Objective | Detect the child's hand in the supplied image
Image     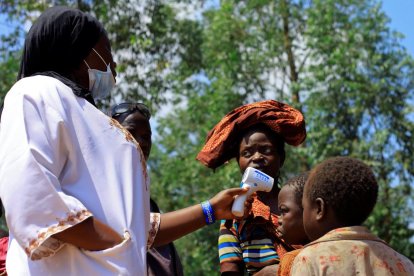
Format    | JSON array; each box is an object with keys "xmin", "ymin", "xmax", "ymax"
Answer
[{"xmin": 209, "ymin": 187, "xmax": 250, "ymax": 220}]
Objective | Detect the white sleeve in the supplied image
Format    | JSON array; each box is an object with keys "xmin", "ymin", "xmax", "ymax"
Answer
[{"xmin": 0, "ymin": 81, "xmax": 92, "ymax": 260}]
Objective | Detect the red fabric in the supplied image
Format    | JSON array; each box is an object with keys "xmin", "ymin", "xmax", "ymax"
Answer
[
  {"xmin": 278, "ymin": 249, "xmax": 302, "ymax": 276},
  {"xmin": 0, "ymin": 236, "xmax": 8, "ymax": 275},
  {"xmin": 197, "ymin": 100, "xmax": 306, "ymax": 169}
]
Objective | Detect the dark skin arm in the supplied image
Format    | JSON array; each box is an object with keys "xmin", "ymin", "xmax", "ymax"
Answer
[
  {"xmin": 52, "ymin": 217, "xmax": 123, "ymax": 251},
  {"xmin": 153, "ymin": 187, "xmax": 250, "ymax": 247},
  {"xmin": 152, "ymin": 205, "xmax": 207, "ymax": 247},
  {"xmin": 53, "ymin": 187, "xmax": 251, "ymax": 251}
]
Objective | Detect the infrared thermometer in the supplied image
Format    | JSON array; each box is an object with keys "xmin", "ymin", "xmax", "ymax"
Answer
[{"xmin": 231, "ymin": 167, "xmax": 274, "ymax": 217}]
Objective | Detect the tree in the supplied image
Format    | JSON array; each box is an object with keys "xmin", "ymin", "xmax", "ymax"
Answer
[
  {"xmin": 151, "ymin": 1, "xmax": 414, "ymax": 272},
  {"xmin": 303, "ymin": 0, "xmax": 414, "ymax": 257},
  {"xmin": 0, "ymin": 11, "xmax": 23, "ymax": 106}
]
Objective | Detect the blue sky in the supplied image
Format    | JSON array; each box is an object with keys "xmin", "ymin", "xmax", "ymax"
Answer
[{"xmin": 382, "ymin": 0, "xmax": 414, "ymax": 55}]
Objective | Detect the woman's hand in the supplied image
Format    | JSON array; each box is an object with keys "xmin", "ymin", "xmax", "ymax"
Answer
[{"xmin": 209, "ymin": 187, "xmax": 251, "ymax": 220}]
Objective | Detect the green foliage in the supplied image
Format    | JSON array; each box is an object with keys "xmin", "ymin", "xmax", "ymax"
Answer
[
  {"xmin": 0, "ymin": 10, "xmax": 23, "ymax": 104},
  {"xmin": 1, "ymin": 0, "xmax": 413, "ymax": 274},
  {"xmin": 0, "ymin": 30, "xmax": 20, "ymax": 105},
  {"xmin": 303, "ymin": 0, "xmax": 414, "ymax": 260}
]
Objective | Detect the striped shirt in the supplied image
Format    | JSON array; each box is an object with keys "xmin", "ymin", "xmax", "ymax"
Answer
[{"xmin": 218, "ymin": 198, "xmax": 292, "ymax": 274}]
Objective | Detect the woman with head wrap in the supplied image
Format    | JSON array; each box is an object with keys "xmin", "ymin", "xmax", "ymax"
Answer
[
  {"xmin": 197, "ymin": 100, "xmax": 306, "ymax": 275},
  {"xmin": 0, "ymin": 7, "xmax": 249, "ymax": 275}
]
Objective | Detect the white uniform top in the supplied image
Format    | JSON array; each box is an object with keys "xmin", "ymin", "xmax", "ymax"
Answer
[{"xmin": 0, "ymin": 76, "xmax": 150, "ymax": 275}]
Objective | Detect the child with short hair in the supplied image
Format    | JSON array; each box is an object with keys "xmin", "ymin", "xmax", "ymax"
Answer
[
  {"xmin": 276, "ymin": 172, "xmax": 310, "ymax": 276},
  {"xmin": 291, "ymin": 156, "xmax": 414, "ymax": 275}
]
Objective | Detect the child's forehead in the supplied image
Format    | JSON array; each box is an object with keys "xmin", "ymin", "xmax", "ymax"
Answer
[
  {"xmin": 279, "ymin": 185, "xmax": 297, "ymax": 199},
  {"xmin": 280, "ymin": 184, "xmax": 295, "ymax": 193}
]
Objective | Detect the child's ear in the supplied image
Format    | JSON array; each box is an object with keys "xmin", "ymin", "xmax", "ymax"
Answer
[{"xmin": 315, "ymin": 198, "xmax": 326, "ymax": 221}]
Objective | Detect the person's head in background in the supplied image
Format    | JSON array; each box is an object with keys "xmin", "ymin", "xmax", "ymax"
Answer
[
  {"xmin": 302, "ymin": 156, "xmax": 378, "ymax": 241},
  {"xmin": 18, "ymin": 6, "xmax": 116, "ymax": 104},
  {"xmin": 277, "ymin": 172, "xmax": 310, "ymax": 245},
  {"xmin": 111, "ymin": 103, "xmax": 152, "ymax": 160}
]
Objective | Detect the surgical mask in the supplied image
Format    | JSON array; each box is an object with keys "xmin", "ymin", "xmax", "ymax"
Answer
[{"xmin": 84, "ymin": 48, "xmax": 115, "ymax": 101}]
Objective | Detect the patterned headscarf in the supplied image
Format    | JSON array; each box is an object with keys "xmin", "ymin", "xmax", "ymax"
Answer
[{"xmin": 196, "ymin": 100, "xmax": 306, "ymax": 169}]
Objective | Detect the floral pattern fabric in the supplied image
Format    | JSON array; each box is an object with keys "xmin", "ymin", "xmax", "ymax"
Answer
[{"xmin": 291, "ymin": 226, "xmax": 414, "ymax": 276}]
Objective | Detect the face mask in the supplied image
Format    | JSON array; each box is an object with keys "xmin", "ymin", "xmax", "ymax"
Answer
[{"xmin": 84, "ymin": 48, "xmax": 115, "ymax": 101}]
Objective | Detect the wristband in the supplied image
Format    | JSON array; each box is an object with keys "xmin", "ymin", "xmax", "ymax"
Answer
[{"xmin": 201, "ymin": 201, "xmax": 216, "ymax": 225}]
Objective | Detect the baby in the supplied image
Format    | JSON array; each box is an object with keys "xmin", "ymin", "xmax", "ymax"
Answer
[{"xmin": 291, "ymin": 156, "xmax": 414, "ymax": 275}]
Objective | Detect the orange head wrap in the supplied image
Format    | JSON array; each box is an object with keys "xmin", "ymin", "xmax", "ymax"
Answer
[{"xmin": 196, "ymin": 100, "xmax": 306, "ymax": 169}]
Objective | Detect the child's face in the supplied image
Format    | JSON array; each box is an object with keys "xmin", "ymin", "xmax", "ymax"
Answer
[
  {"xmin": 277, "ymin": 185, "xmax": 308, "ymax": 245},
  {"xmin": 302, "ymin": 178, "xmax": 323, "ymax": 241},
  {"xmin": 237, "ymin": 130, "xmax": 282, "ymax": 179}
]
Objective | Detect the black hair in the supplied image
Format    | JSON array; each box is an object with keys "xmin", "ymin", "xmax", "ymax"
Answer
[
  {"xmin": 284, "ymin": 172, "xmax": 310, "ymax": 209},
  {"xmin": 307, "ymin": 156, "xmax": 378, "ymax": 226},
  {"xmin": 17, "ymin": 6, "xmax": 106, "ymax": 105},
  {"xmin": 19, "ymin": 6, "xmax": 106, "ymax": 79}
]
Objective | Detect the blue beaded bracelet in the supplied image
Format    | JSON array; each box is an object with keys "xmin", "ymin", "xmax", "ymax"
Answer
[{"xmin": 201, "ymin": 201, "xmax": 216, "ymax": 225}]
